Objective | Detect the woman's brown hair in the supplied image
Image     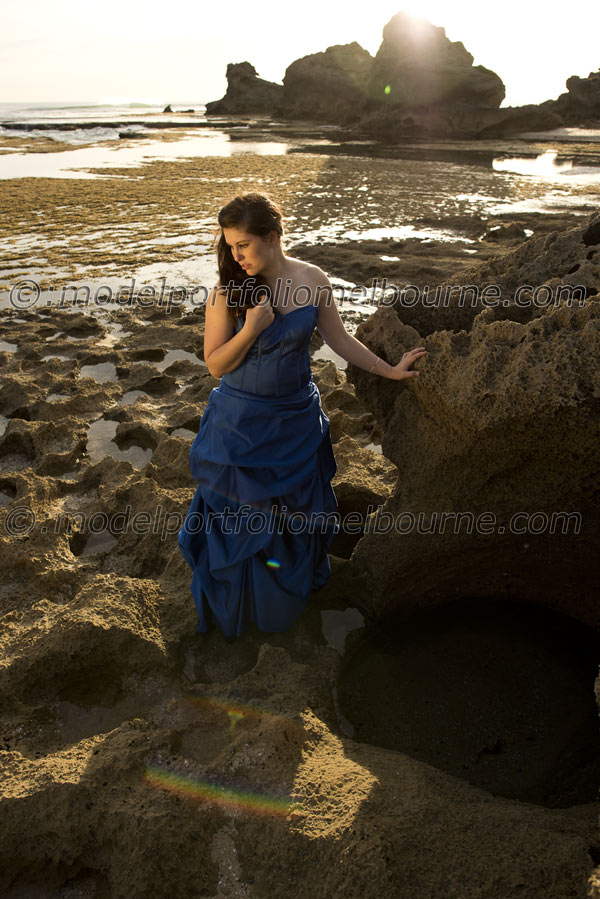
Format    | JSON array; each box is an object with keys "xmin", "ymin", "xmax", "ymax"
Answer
[{"xmin": 214, "ymin": 191, "xmax": 285, "ymax": 324}]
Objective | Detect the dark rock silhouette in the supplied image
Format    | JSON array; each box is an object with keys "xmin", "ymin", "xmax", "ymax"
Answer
[
  {"xmin": 546, "ymin": 68, "xmax": 600, "ymax": 125},
  {"xmin": 203, "ymin": 12, "xmax": 598, "ymax": 137},
  {"xmin": 356, "ymin": 98, "xmax": 562, "ymax": 140},
  {"xmin": 354, "ymin": 12, "xmax": 562, "ymax": 138},
  {"xmin": 367, "ymin": 12, "xmax": 505, "ymax": 108},
  {"xmin": 280, "ymin": 42, "xmax": 374, "ymax": 123},
  {"xmin": 205, "ymin": 62, "xmax": 283, "ymax": 114},
  {"xmin": 163, "ymin": 104, "xmax": 172, "ymax": 113}
]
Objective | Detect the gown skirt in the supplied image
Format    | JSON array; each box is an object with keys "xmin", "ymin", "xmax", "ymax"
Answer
[{"xmin": 177, "ymin": 376, "xmax": 340, "ymax": 638}]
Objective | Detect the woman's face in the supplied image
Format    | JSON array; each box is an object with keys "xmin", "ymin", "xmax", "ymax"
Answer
[{"xmin": 222, "ymin": 227, "xmax": 275, "ymax": 276}]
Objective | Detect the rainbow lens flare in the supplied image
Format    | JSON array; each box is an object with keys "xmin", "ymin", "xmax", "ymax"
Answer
[{"xmin": 144, "ymin": 765, "xmax": 300, "ymax": 818}]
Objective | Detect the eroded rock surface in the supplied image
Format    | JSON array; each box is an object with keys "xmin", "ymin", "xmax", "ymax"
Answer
[{"xmin": 346, "ymin": 211, "xmax": 600, "ymax": 630}]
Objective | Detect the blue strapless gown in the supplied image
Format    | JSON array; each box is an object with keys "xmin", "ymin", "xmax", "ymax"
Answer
[{"xmin": 177, "ymin": 305, "xmax": 340, "ymax": 638}]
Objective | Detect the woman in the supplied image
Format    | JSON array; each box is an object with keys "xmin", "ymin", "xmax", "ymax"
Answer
[{"xmin": 178, "ymin": 191, "xmax": 427, "ymax": 641}]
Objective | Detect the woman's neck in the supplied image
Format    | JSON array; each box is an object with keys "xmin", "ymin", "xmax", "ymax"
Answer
[{"xmin": 259, "ymin": 251, "xmax": 292, "ymax": 292}]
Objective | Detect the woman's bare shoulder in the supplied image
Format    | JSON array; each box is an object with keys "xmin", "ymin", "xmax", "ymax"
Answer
[{"xmin": 287, "ymin": 257, "xmax": 329, "ymax": 282}]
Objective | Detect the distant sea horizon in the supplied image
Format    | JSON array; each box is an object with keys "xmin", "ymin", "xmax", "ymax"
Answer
[
  {"xmin": 0, "ymin": 100, "xmax": 208, "ymax": 116},
  {"xmin": 0, "ymin": 100, "xmax": 210, "ymax": 145}
]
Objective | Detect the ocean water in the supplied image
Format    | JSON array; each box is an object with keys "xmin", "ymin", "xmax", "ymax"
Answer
[
  {"xmin": 0, "ymin": 100, "xmax": 208, "ymax": 142},
  {"xmin": 0, "ymin": 100, "xmax": 305, "ymax": 176}
]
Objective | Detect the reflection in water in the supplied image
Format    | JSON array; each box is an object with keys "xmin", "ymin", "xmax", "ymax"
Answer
[
  {"xmin": 80, "ymin": 529, "xmax": 119, "ymax": 556},
  {"xmin": 362, "ymin": 442, "xmax": 383, "ymax": 455},
  {"xmin": 492, "ymin": 150, "xmax": 600, "ymax": 181},
  {"xmin": 118, "ymin": 390, "xmax": 149, "ymax": 406},
  {"xmin": 313, "ymin": 343, "xmax": 347, "ymax": 370},
  {"xmin": 488, "ymin": 192, "xmax": 600, "ymax": 215},
  {"xmin": 321, "ymin": 607, "xmax": 366, "ymax": 656},
  {"xmin": 96, "ymin": 321, "xmax": 132, "ymax": 347},
  {"xmin": 156, "ymin": 349, "xmax": 205, "ymax": 371},
  {"xmin": 78, "ymin": 361, "xmax": 118, "ymax": 382},
  {"xmin": 86, "ymin": 417, "xmax": 153, "ymax": 468},
  {"xmin": 339, "ymin": 225, "xmax": 475, "ymax": 243},
  {"xmin": 0, "ymin": 131, "xmax": 293, "ymax": 180},
  {"xmin": 171, "ymin": 427, "xmax": 196, "ymax": 439}
]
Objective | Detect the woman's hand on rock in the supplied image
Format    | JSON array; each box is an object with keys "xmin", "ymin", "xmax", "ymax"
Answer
[{"xmin": 388, "ymin": 346, "xmax": 428, "ymax": 380}]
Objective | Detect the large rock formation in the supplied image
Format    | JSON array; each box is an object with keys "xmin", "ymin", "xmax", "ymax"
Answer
[
  {"xmin": 280, "ymin": 42, "xmax": 374, "ymax": 124},
  {"xmin": 547, "ymin": 68, "xmax": 600, "ymax": 125},
  {"xmin": 356, "ymin": 11, "xmax": 562, "ymax": 138},
  {"xmin": 367, "ymin": 11, "xmax": 505, "ymax": 108},
  {"xmin": 345, "ymin": 210, "xmax": 600, "ymax": 626},
  {"xmin": 276, "ymin": 12, "xmax": 530, "ymax": 137},
  {"xmin": 204, "ymin": 61, "xmax": 283, "ymax": 114}
]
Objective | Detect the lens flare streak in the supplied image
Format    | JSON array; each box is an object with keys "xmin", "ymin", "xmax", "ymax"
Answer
[{"xmin": 144, "ymin": 765, "xmax": 300, "ymax": 818}]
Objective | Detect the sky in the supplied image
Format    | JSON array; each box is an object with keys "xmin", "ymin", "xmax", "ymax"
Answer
[{"xmin": 2, "ymin": 0, "xmax": 600, "ymax": 109}]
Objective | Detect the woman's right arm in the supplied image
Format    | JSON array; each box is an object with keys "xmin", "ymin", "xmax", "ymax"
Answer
[{"xmin": 203, "ymin": 286, "xmax": 273, "ymax": 378}]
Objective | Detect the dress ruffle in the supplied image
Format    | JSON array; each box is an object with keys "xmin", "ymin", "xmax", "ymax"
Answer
[{"xmin": 178, "ymin": 379, "xmax": 339, "ymax": 637}]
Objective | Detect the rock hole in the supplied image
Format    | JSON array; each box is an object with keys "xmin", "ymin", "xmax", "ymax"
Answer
[
  {"xmin": 132, "ymin": 347, "xmax": 165, "ymax": 362},
  {"xmin": 68, "ymin": 530, "xmax": 88, "ymax": 557},
  {"xmin": 338, "ymin": 596, "xmax": 600, "ymax": 808},
  {"xmin": 118, "ymin": 389, "xmax": 150, "ymax": 406},
  {"xmin": 0, "ymin": 479, "xmax": 17, "ymax": 508},
  {"xmin": 582, "ymin": 222, "xmax": 600, "ymax": 247},
  {"xmin": 330, "ymin": 527, "xmax": 361, "ymax": 560},
  {"xmin": 589, "ymin": 844, "xmax": 600, "ymax": 865}
]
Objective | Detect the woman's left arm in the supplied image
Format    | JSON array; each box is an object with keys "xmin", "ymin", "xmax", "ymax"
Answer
[{"xmin": 314, "ymin": 272, "xmax": 427, "ymax": 381}]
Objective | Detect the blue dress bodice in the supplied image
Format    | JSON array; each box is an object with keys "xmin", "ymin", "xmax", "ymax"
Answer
[{"xmin": 221, "ymin": 305, "xmax": 319, "ymax": 397}]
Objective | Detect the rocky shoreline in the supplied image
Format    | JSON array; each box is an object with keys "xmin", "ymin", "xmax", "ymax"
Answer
[
  {"xmin": 1, "ymin": 187, "xmax": 600, "ymax": 893},
  {"xmin": 1, "ymin": 57, "xmax": 600, "ymax": 890},
  {"xmin": 206, "ymin": 12, "xmax": 600, "ymax": 140}
]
